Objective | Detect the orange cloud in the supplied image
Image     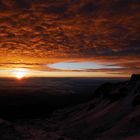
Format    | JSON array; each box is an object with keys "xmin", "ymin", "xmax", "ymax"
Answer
[{"xmin": 0, "ymin": 0, "xmax": 139, "ymax": 76}]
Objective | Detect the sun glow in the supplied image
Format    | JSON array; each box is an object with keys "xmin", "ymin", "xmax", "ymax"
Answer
[{"xmin": 12, "ymin": 68, "xmax": 28, "ymax": 79}]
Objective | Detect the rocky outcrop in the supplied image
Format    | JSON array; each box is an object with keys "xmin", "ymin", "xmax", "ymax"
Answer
[
  {"xmin": 130, "ymin": 74, "xmax": 140, "ymax": 82},
  {"xmin": 46, "ymin": 74, "xmax": 140, "ymax": 140}
]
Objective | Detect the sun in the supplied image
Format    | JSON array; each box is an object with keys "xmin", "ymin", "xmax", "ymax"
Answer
[
  {"xmin": 14, "ymin": 71, "xmax": 26, "ymax": 79},
  {"xmin": 12, "ymin": 68, "xmax": 28, "ymax": 79}
]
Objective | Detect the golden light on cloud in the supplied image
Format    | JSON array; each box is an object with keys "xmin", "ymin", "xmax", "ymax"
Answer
[{"xmin": 0, "ymin": 0, "xmax": 139, "ymax": 77}]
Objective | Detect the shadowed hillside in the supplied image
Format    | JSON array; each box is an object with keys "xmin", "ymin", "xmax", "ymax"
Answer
[{"xmin": 0, "ymin": 75, "xmax": 140, "ymax": 140}]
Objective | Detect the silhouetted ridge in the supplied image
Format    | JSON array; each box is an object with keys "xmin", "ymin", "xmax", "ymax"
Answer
[
  {"xmin": 130, "ymin": 74, "xmax": 140, "ymax": 82},
  {"xmin": 91, "ymin": 81, "xmax": 128, "ymax": 103}
]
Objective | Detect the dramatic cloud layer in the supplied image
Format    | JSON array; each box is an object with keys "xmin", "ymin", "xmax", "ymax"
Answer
[{"xmin": 0, "ymin": 0, "xmax": 140, "ymax": 76}]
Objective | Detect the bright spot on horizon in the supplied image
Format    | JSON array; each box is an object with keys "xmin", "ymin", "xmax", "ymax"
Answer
[{"xmin": 12, "ymin": 68, "xmax": 28, "ymax": 79}]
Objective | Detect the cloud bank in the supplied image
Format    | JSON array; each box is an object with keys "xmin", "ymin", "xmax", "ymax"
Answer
[{"xmin": 0, "ymin": 0, "xmax": 139, "ymax": 76}]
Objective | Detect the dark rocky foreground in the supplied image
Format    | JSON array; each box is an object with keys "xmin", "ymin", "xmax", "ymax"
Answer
[{"xmin": 0, "ymin": 75, "xmax": 140, "ymax": 140}]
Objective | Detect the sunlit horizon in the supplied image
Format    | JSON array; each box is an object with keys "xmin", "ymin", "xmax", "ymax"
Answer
[
  {"xmin": 0, "ymin": 61, "xmax": 132, "ymax": 78},
  {"xmin": 0, "ymin": 69, "xmax": 130, "ymax": 79}
]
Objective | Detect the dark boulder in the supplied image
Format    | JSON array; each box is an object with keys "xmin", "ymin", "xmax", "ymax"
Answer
[
  {"xmin": 57, "ymin": 137, "xmax": 64, "ymax": 140},
  {"xmin": 130, "ymin": 74, "xmax": 140, "ymax": 82},
  {"xmin": 132, "ymin": 95, "xmax": 140, "ymax": 107}
]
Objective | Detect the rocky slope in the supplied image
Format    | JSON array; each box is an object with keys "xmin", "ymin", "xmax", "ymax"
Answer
[{"xmin": 0, "ymin": 74, "xmax": 140, "ymax": 140}]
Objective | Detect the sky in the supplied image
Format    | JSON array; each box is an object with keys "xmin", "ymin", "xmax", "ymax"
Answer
[{"xmin": 0, "ymin": 0, "xmax": 139, "ymax": 78}]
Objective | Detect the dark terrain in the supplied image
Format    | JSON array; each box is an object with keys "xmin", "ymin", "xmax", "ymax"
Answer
[
  {"xmin": 0, "ymin": 76, "xmax": 140, "ymax": 140},
  {"xmin": 0, "ymin": 77, "xmax": 124, "ymax": 119}
]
